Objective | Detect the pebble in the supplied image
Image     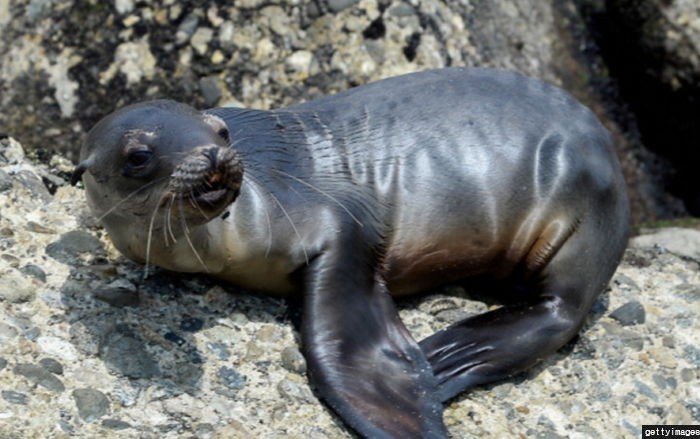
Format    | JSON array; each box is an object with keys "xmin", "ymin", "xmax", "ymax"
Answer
[
  {"xmin": 72, "ymin": 388, "xmax": 110, "ymax": 422},
  {"xmin": 13, "ymin": 363, "xmax": 65, "ymax": 393},
  {"xmin": 609, "ymin": 300, "xmax": 646, "ymax": 326},
  {"xmin": 102, "ymin": 418, "xmax": 132, "ymax": 430},
  {"xmin": 93, "ymin": 285, "xmax": 140, "ymax": 308},
  {"xmin": 176, "ymin": 13, "xmax": 200, "ymax": 44},
  {"xmin": 39, "ymin": 357, "xmax": 64, "ymax": 375},
  {"xmin": 281, "ymin": 346, "xmax": 307, "ymax": 374},
  {"xmin": 0, "ymin": 169, "xmax": 11, "ymax": 192},
  {"xmin": 200, "ymin": 76, "xmax": 223, "ymax": 106},
  {"xmin": 20, "ymin": 264, "xmax": 47, "ymax": 282},
  {"xmin": 0, "ymin": 137, "xmax": 25, "ymax": 164},
  {"xmin": 191, "ymin": 27, "xmax": 214, "ymax": 55},
  {"xmin": 0, "ymin": 269, "xmax": 36, "ymax": 303},
  {"xmin": 276, "ymin": 377, "xmax": 315, "ymax": 403},
  {"xmin": 37, "ymin": 336, "xmax": 79, "ymax": 362},
  {"xmin": 45, "ymin": 230, "xmax": 103, "ymax": 262},
  {"xmin": 99, "ymin": 331, "xmax": 159, "ymax": 379},
  {"xmin": 217, "ymin": 366, "xmax": 245, "ymax": 391},
  {"xmin": 326, "ymin": 0, "xmax": 360, "ymax": 13},
  {"xmin": 2, "ymin": 390, "xmax": 28, "ymax": 405}
]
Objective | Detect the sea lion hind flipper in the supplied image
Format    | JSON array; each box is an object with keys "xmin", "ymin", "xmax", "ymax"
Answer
[
  {"xmin": 421, "ymin": 215, "xmax": 628, "ymax": 403},
  {"xmin": 301, "ymin": 250, "xmax": 448, "ymax": 439},
  {"xmin": 419, "ymin": 298, "xmax": 582, "ymax": 402}
]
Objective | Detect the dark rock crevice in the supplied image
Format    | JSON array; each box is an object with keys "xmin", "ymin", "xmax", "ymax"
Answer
[{"xmin": 577, "ymin": 0, "xmax": 700, "ymax": 215}]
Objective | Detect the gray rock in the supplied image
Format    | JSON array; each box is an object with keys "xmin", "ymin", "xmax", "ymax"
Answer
[
  {"xmin": 93, "ymin": 285, "xmax": 140, "ymax": 308},
  {"xmin": 39, "ymin": 357, "xmax": 63, "ymax": 375},
  {"xmin": 102, "ymin": 418, "xmax": 131, "ymax": 430},
  {"xmin": 0, "ymin": 269, "xmax": 36, "ymax": 303},
  {"xmin": 14, "ymin": 170, "xmax": 51, "ymax": 202},
  {"xmin": 20, "ymin": 264, "xmax": 46, "ymax": 283},
  {"xmin": 684, "ymin": 345, "xmax": 700, "ymax": 366},
  {"xmin": 0, "ymin": 357, "xmax": 7, "ymax": 370},
  {"xmin": 276, "ymin": 378, "xmax": 315, "ymax": 403},
  {"xmin": 45, "ymin": 230, "xmax": 103, "ymax": 262},
  {"xmin": 326, "ymin": 0, "xmax": 360, "ymax": 13},
  {"xmin": 0, "ymin": 322, "xmax": 18, "ymax": 339},
  {"xmin": 0, "ymin": 137, "xmax": 25, "ymax": 164},
  {"xmin": 609, "ymin": 301, "xmax": 646, "ymax": 326},
  {"xmin": 13, "ymin": 363, "xmax": 65, "ymax": 392},
  {"xmin": 281, "ymin": 346, "xmax": 307, "ymax": 374},
  {"xmin": 217, "ymin": 366, "xmax": 245, "ymax": 391},
  {"xmin": 631, "ymin": 228, "xmax": 700, "ymax": 260},
  {"xmin": 100, "ymin": 331, "xmax": 159, "ymax": 379},
  {"xmin": 72, "ymin": 388, "xmax": 110, "ymax": 422},
  {"xmin": 199, "ymin": 76, "xmax": 222, "ymax": 107},
  {"xmin": 176, "ymin": 13, "xmax": 200, "ymax": 44},
  {"xmin": 2, "ymin": 390, "xmax": 28, "ymax": 405},
  {"xmin": 0, "ymin": 169, "xmax": 11, "ymax": 192}
]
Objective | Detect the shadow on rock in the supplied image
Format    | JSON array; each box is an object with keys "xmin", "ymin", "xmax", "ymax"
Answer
[{"xmin": 48, "ymin": 229, "xmax": 290, "ymax": 397}]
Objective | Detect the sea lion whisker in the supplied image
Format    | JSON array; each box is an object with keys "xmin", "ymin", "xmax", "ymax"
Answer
[
  {"xmin": 144, "ymin": 195, "xmax": 163, "ymax": 279},
  {"xmin": 97, "ymin": 176, "xmax": 169, "ymax": 222},
  {"xmin": 270, "ymin": 168, "xmax": 364, "ymax": 227},
  {"xmin": 165, "ymin": 194, "xmax": 178, "ymax": 245},
  {"xmin": 178, "ymin": 200, "xmax": 210, "ymax": 273},
  {"xmin": 260, "ymin": 183, "xmax": 309, "ymax": 265},
  {"xmin": 187, "ymin": 191, "xmax": 212, "ymax": 221}
]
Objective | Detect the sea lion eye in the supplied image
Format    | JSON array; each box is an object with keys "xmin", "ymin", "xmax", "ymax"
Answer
[
  {"xmin": 127, "ymin": 149, "xmax": 153, "ymax": 167},
  {"xmin": 217, "ymin": 127, "xmax": 230, "ymax": 143},
  {"xmin": 123, "ymin": 149, "xmax": 155, "ymax": 178}
]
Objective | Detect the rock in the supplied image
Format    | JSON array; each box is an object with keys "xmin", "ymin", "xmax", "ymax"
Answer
[
  {"xmin": 190, "ymin": 27, "xmax": 214, "ymax": 55},
  {"xmin": 102, "ymin": 418, "xmax": 132, "ymax": 430},
  {"xmin": 72, "ymin": 388, "xmax": 110, "ymax": 422},
  {"xmin": 36, "ymin": 336, "xmax": 79, "ymax": 361},
  {"xmin": 199, "ymin": 76, "xmax": 222, "ymax": 107},
  {"xmin": 2, "ymin": 390, "xmax": 28, "ymax": 405},
  {"xmin": 20, "ymin": 264, "xmax": 47, "ymax": 282},
  {"xmin": 0, "ymin": 269, "xmax": 36, "ymax": 303},
  {"xmin": 0, "ymin": 169, "xmax": 11, "ymax": 192},
  {"xmin": 217, "ymin": 366, "xmax": 245, "ymax": 391},
  {"xmin": 93, "ymin": 285, "xmax": 140, "ymax": 308},
  {"xmin": 609, "ymin": 301, "xmax": 646, "ymax": 326},
  {"xmin": 45, "ymin": 230, "xmax": 103, "ymax": 263},
  {"xmin": 326, "ymin": 0, "xmax": 360, "ymax": 13},
  {"xmin": 39, "ymin": 357, "xmax": 64, "ymax": 375},
  {"xmin": 281, "ymin": 346, "xmax": 306, "ymax": 374},
  {"xmin": 180, "ymin": 316, "xmax": 204, "ymax": 332},
  {"xmin": 13, "ymin": 363, "xmax": 65, "ymax": 393},
  {"xmin": 100, "ymin": 330, "xmax": 159, "ymax": 379},
  {"xmin": 631, "ymin": 227, "xmax": 700, "ymax": 260},
  {"xmin": 0, "ymin": 137, "xmax": 25, "ymax": 164}
]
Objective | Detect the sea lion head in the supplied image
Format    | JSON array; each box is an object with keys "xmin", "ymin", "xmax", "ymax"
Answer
[{"xmin": 72, "ymin": 100, "xmax": 243, "ymax": 262}]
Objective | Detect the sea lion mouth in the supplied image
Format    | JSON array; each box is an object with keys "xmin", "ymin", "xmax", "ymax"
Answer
[{"xmin": 166, "ymin": 146, "xmax": 243, "ymax": 213}]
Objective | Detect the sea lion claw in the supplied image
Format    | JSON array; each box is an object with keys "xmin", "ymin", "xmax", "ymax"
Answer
[{"xmin": 302, "ymin": 246, "xmax": 448, "ymax": 439}]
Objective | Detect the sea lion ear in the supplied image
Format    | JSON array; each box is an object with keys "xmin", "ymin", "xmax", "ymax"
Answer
[
  {"xmin": 202, "ymin": 113, "xmax": 230, "ymax": 143},
  {"xmin": 70, "ymin": 161, "xmax": 89, "ymax": 186}
]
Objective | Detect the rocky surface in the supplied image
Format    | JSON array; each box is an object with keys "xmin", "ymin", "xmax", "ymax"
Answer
[
  {"xmin": 1, "ymin": 138, "xmax": 698, "ymax": 438},
  {"xmin": 0, "ymin": 0, "xmax": 688, "ymax": 223}
]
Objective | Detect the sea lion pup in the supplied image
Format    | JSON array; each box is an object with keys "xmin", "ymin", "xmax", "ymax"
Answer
[{"xmin": 72, "ymin": 68, "xmax": 630, "ymax": 439}]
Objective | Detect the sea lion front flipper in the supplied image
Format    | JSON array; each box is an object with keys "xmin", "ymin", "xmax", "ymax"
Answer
[{"xmin": 301, "ymin": 249, "xmax": 447, "ymax": 439}]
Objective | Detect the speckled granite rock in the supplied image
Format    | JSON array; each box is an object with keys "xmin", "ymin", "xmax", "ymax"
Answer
[
  {"xmin": 0, "ymin": 139, "xmax": 698, "ymax": 438},
  {"xmin": 0, "ymin": 0, "xmax": 686, "ymax": 222}
]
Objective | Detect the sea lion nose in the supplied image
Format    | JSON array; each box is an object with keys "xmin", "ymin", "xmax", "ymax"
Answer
[{"xmin": 203, "ymin": 147, "xmax": 219, "ymax": 169}]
